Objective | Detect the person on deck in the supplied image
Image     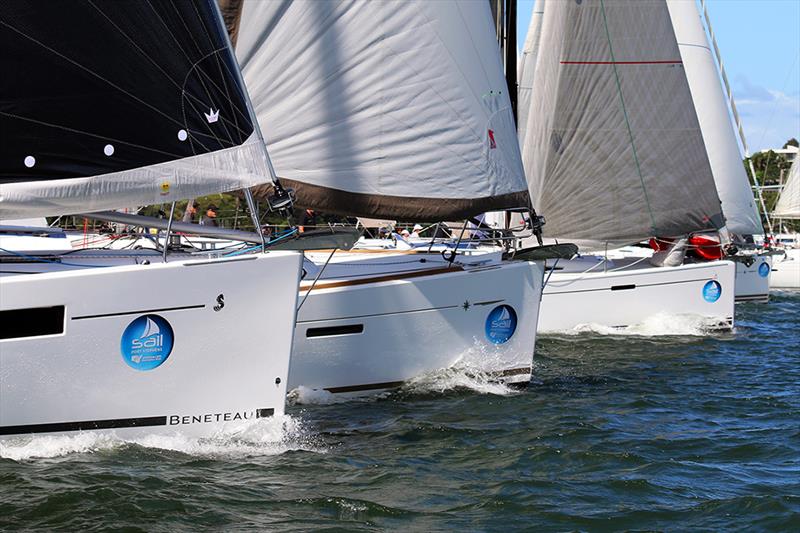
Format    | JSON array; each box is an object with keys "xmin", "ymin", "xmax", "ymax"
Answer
[
  {"xmin": 299, "ymin": 208, "xmax": 317, "ymax": 233},
  {"xmin": 200, "ymin": 204, "xmax": 219, "ymax": 227},
  {"xmin": 182, "ymin": 200, "xmax": 198, "ymax": 223},
  {"xmin": 410, "ymin": 224, "xmax": 423, "ymax": 239}
]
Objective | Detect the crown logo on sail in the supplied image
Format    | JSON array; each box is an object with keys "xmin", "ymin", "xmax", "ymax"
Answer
[{"xmin": 205, "ymin": 107, "xmax": 219, "ymax": 123}]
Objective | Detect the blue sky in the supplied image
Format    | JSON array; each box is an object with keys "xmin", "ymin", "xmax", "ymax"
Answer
[{"xmin": 517, "ymin": 0, "xmax": 800, "ymax": 153}]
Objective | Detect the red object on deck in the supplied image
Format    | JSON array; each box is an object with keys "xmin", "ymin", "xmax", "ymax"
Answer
[{"xmin": 688, "ymin": 235, "xmax": 723, "ymax": 261}]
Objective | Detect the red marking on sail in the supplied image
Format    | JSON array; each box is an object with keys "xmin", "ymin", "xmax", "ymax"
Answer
[
  {"xmin": 560, "ymin": 60, "xmax": 682, "ymax": 65},
  {"xmin": 488, "ymin": 129, "xmax": 496, "ymax": 149}
]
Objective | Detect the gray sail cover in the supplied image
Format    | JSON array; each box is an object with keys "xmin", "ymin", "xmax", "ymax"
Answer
[
  {"xmin": 0, "ymin": 1, "xmax": 271, "ymax": 218},
  {"xmin": 522, "ymin": 0, "xmax": 724, "ymax": 247},
  {"xmin": 668, "ymin": 0, "xmax": 762, "ymax": 236},
  {"xmin": 774, "ymin": 159, "xmax": 800, "ymax": 219},
  {"xmin": 233, "ymin": 0, "xmax": 530, "ymax": 221}
]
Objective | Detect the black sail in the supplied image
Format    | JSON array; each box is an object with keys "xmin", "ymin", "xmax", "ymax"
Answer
[{"xmin": 0, "ymin": 0, "xmax": 266, "ymax": 217}]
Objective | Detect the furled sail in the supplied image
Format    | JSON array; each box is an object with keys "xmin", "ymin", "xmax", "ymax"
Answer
[
  {"xmin": 774, "ymin": 159, "xmax": 800, "ymax": 219},
  {"xmin": 0, "ymin": 0, "xmax": 271, "ymax": 218},
  {"xmin": 667, "ymin": 0, "xmax": 762, "ymax": 237},
  {"xmin": 517, "ymin": 2, "xmax": 545, "ymax": 149},
  {"xmin": 522, "ymin": 0, "xmax": 724, "ymax": 248},
  {"xmin": 232, "ymin": 0, "xmax": 530, "ymax": 221}
]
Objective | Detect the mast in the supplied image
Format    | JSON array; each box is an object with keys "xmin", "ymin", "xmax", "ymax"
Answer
[{"xmin": 505, "ymin": 0, "xmax": 518, "ymax": 123}]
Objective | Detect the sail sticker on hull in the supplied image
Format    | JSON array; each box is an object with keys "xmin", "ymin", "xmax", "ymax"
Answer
[
  {"xmin": 485, "ymin": 305, "xmax": 517, "ymax": 344},
  {"xmin": 702, "ymin": 280, "xmax": 722, "ymax": 303},
  {"xmin": 120, "ymin": 314, "xmax": 174, "ymax": 371},
  {"xmin": 758, "ymin": 262, "xmax": 770, "ymax": 278}
]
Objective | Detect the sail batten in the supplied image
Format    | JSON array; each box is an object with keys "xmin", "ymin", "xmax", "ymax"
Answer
[
  {"xmin": 0, "ymin": 0, "xmax": 270, "ymax": 218},
  {"xmin": 521, "ymin": 0, "xmax": 724, "ymax": 248},
  {"xmin": 235, "ymin": 0, "xmax": 529, "ymax": 221}
]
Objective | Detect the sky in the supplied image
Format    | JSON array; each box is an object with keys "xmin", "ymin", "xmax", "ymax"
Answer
[{"xmin": 516, "ymin": 0, "xmax": 800, "ymax": 153}]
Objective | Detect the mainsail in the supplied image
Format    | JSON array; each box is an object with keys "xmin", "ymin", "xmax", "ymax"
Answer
[
  {"xmin": 231, "ymin": 0, "xmax": 530, "ymax": 221},
  {"xmin": 774, "ymin": 159, "xmax": 800, "ymax": 219},
  {"xmin": 521, "ymin": 0, "xmax": 724, "ymax": 248},
  {"xmin": 667, "ymin": 0, "xmax": 762, "ymax": 237},
  {"xmin": 0, "ymin": 0, "xmax": 272, "ymax": 218}
]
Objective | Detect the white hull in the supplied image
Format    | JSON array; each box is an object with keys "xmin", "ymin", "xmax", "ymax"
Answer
[
  {"xmin": 538, "ymin": 258, "xmax": 736, "ymax": 333},
  {"xmin": 607, "ymin": 245, "xmax": 772, "ymax": 304},
  {"xmin": 290, "ymin": 259, "xmax": 544, "ymax": 394},
  {"xmin": 734, "ymin": 255, "xmax": 772, "ymax": 302},
  {"xmin": 0, "ymin": 252, "xmax": 302, "ymax": 440},
  {"xmin": 771, "ymin": 248, "xmax": 800, "ymax": 289}
]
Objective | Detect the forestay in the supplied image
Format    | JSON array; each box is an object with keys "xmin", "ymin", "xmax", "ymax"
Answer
[
  {"xmin": 522, "ymin": 0, "xmax": 724, "ymax": 249},
  {"xmin": 774, "ymin": 159, "xmax": 800, "ymax": 219},
  {"xmin": 232, "ymin": 0, "xmax": 529, "ymax": 221},
  {"xmin": 667, "ymin": 0, "xmax": 762, "ymax": 237},
  {"xmin": 0, "ymin": 0, "xmax": 271, "ymax": 218}
]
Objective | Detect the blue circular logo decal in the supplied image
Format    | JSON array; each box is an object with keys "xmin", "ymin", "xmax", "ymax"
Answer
[
  {"xmin": 120, "ymin": 314, "xmax": 174, "ymax": 371},
  {"xmin": 758, "ymin": 262, "xmax": 770, "ymax": 278},
  {"xmin": 485, "ymin": 305, "xmax": 518, "ymax": 344},
  {"xmin": 702, "ymin": 280, "xmax": 722, "ymax": 303}
]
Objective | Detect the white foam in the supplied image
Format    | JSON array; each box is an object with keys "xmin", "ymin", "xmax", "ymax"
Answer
[
  {"xmin": 556, "ymin": 312, "xmax": 729, "ymax": 337},
  {"xmin": 288, "ymin": 386, "xmax": 359, "ymax": 406},
  {"xmin": 0, "ymin": 432, "xmax": 123, "ymax": 461},
  {"xmin": 402, "ymin": 362, "xmax": 519, "ymax": 396},
  {"xmin": 0, "ymin": 415, "xmax": 319, "ymax": 462}
]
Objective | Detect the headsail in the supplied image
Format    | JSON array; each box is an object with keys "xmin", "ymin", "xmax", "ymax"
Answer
[
  {"xmin": 774, "ymin": 159, "xmax": 800, "ymax": 219},
  {"xmin": 0, "ymin": 0, "xmax": 271, "ymax": 218},
  {"xmin": 667, "ymin": 0, "xmax": 763, "ymax": 236},
  {"xmin": 522, "ymin": 0, "xmax": 724, "ymax": 249},
  {"xmin": 517, "ymin": 1, "xmax": 545, "ymax": 149},
  {"xmin": 232, "ymin": 0, "xmax": 530, "ymax": 221}
]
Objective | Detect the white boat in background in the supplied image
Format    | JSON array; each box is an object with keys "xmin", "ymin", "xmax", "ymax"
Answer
[
  {"xmin": 515, "ymin": 0, "xmax": 736, "ymax": 333},
  {"xmin": 0, "ymin": 1, "xmax": 302, "ymax": 439},
  {"xmin": 672, "ymin": 0, "xmax": 773, "ymax": 302},
  {"xmin": 231, "ymin": 0, "xmax": 546, "ymax": 394},
  {"xmin": 770, "ymin": 159, "xmax": 800, "ymax": 289}
]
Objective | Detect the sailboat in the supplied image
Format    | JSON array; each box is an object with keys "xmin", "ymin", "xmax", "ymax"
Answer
[
  {"xmin": 771, "ymin": 158, "xmax": 800, "ymax": 288},
  {"xmin": 229, "ymin": 0, "xmax": 546, "ymax": 394},
  {"xmin": 518, "ymin": 0, "xmax": 736, "ymax": 333},
  {"xmin": 0, "ymin": 1, "xmax": 302, "ymax": 438}
]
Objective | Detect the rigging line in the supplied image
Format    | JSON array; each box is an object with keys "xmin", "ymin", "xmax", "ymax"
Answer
[
  {"xmin": 167, "ymin": 0, "xmax": 234, "ymax": 146},
  {"xmin": 188, "ymin": 0, "xmax": 241, "ymax": 139},
  {"xmin": 0, "ymin": 111, "xmax": 183, "ymax": 159},
  {"xmin": 178, "ymin": 49, "xmax": 256, "ymax": 150},
  {"xmin": 755, "ymin": 50, "xmax": 799, "ymax": 150},
  {"xmin": 144, "ymin": 0, "xmax": 252, "ymax": 131},
  {"xmin": 598, "ymin": 0, "xmax": 657, "ymax": 236},
  {"xmin": 86, "ymin": 0, "xmax": 243, "ymax": 145},
  {"xmin": 0, "ymin": 21, "xmax": 186, "ymax": 131}
]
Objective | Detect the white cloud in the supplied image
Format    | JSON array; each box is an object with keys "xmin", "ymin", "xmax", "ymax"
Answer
[{"xmin": 732, "ymin": 78, "xmax": 800, "ymax": 151}]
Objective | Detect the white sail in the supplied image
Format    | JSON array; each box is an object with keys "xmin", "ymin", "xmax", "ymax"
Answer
[
  {"xmin": 774, "ymin": 159, "xmax": 800, "ymax": 219},
  {"xmin": 522, "ymin": 0, "xmax": 724, "ymax": 249},
  {"xmin": 667, "ymin": 0, "xmax": 763, "ymax": 236},
  {"xmin": 517, "ymin": 1, "xmax": 545, "ymax": 150},
  {"xmin": 233, "ymin": 0, "xmax": 529, "ymax": 221}
]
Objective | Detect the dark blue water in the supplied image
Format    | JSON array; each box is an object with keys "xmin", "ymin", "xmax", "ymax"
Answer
[{"xmin": 2, "ymin": 292, "xmax": 798, "ymax": 531}]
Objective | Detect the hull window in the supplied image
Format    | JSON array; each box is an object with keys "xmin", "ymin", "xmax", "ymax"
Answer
[
  {"xmin": 306, "ymin": 324, "xmax": 364, "ymax": 338},
  {"xmin": 1, "ymin": 306, "xmax": 65, "ymax": 340}
]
